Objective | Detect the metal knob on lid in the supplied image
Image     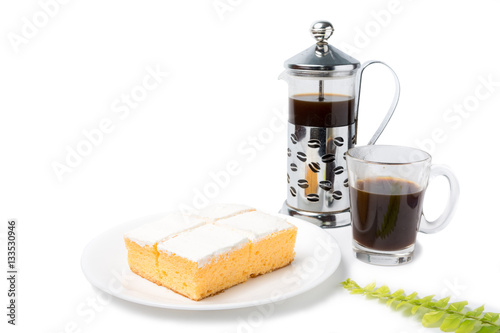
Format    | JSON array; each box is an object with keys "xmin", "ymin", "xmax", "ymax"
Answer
[
  {"xmin": 310, "ymin": 21, "xmax": 334, "ymax": 42},
  {"xmin": 311, "ymin": 21, "xmax": 334, "ymax": 55}
]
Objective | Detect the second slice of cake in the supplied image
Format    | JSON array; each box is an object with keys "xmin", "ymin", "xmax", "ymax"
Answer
[{"xmin": 216, "ymin": 211, "xmax": 297, "ymax": 277}]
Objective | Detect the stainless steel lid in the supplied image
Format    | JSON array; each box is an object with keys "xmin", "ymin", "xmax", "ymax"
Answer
[{"xmin": 284, "ymin": 21, "xmax": 360, "ymax": 76}]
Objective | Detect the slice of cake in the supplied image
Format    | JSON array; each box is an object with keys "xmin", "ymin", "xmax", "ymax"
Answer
[
  {"xmin": 157, "ymin": 224, "xmax": 251, "ymax": 301},
  {"xmin": 196, "ymin": 203, "xmax": 255, "ymax": 221},
  {"xmin": 216, "ymin": 211, "xmax": 297, "ymax": 277},
  {"xmin": 123, "ymin": 213, "xmax": 208, "ymax": 285}
]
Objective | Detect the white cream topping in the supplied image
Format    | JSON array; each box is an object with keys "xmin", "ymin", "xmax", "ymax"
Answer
[
  {"xmin": 157, "ymin": 224, "xmax": 249, "ymax": 267},
  {"xmin": 124, "ymin": 213, "xmax": 208, "ymax": 247},
  {"xmin": 216, "ymin": 211, "xmax": 294, "ymax": 241},
  {"xmin": 196, "ymin": 203, "xmax": 254, "ymax": 221}
]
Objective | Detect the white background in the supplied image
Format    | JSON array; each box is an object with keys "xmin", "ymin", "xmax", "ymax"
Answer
[{"xmin": 1, "ymin": 0, "xmax": 500, "ymax": 332}]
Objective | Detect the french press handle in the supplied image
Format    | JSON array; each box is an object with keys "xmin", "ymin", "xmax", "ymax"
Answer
[{"xmin": 354, "ymin": 60, "xmax": 400, "ymax": 145}]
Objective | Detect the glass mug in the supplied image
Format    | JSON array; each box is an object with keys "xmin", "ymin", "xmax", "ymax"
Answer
[{"xmin": 346, "ymin": 145, "xmax": 459, "ymax": 265}]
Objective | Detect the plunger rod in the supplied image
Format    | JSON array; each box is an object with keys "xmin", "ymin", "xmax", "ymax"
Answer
[{"xmin": 319, "ymin": 80, "xmax": 324, "ymax": 101}]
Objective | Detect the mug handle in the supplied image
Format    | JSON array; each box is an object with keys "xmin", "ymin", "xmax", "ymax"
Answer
[
  {"xmin": 419, "ymin": 165, "xmax": 460, "ymax": 234},
  {"xmin": 354, "ymin": 60, "xmax": 401, "ymax": 145}
]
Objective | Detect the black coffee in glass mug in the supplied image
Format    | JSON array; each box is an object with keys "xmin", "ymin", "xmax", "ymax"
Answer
[
  {"xmin": 346, "ymin": 145, "xmax": 459, "ymax": 265},
  {"xmin": 350, "ymin": 177, "xmax": 424, "ymax": 252}
]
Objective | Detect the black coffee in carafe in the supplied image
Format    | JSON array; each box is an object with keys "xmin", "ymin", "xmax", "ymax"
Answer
[{"xmin": 289, "ymin": 93, "xmax": 355, "ymax": 127}]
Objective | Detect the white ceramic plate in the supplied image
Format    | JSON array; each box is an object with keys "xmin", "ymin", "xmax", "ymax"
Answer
[{"xmin": 81, "ymin": 213, "xmax": 341, "ymax": 310}]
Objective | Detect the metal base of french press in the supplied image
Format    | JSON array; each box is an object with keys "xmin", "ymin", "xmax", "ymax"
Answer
[{"xmin": 280, "ymin": 201, "xmax": 351, "ymax": 228}]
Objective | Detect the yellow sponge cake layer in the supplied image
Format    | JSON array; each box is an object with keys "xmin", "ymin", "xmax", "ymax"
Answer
[
  {"xmin": 216, "ymin": 211, "xmax": 297, "ymax": 276},
  {"xmin": 123, "ymin": 213, "xmax": 208, "ymax": 284},
  {"xmin": 124, "ymin": 239, "xmax": 162, "ymax": 285},
  {"xmin": 247, "ymin": 229, "xmax": 297, "ymax": 276},
  {"xmin": 157, "ymin": 224, "xmax": 250, "ymax": 301}
]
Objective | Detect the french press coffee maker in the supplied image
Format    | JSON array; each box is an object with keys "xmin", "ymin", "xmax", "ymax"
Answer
[{"xmin": 279, "ymin": 21, "xmax": 400, "ymax": 228}]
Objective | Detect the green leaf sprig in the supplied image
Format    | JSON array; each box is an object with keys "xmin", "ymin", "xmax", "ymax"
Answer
[{"xmin": 341, "ymin": 279, "xmax": 500, "ymax": 333}]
